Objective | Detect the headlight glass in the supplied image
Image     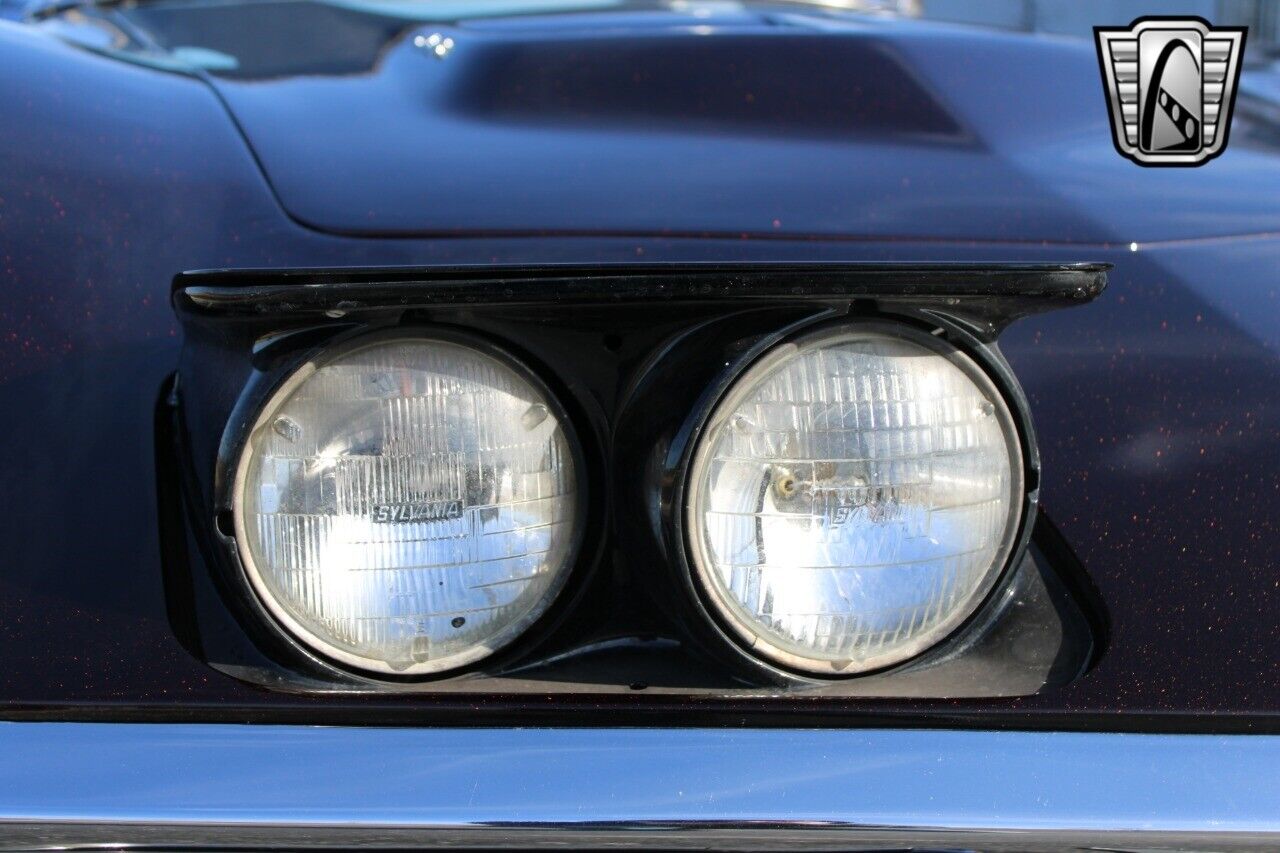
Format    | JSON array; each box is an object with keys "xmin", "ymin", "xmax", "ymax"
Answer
[
  {"xmin": 686, "ymin": 325, "xmax": 1023, "ymax": 676},
  {"xmin": 234, "ymin": 336, "xmax": 579, "ymax": 676}
]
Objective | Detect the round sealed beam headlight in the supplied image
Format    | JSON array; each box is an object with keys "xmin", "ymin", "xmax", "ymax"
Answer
[
  {"xmin": 685, "ymin": 323, "xmax": 1025, "ymax": 676},
  {"xmin": 233, "ymin": 334, "xmax": 582, "ymax": 677}
]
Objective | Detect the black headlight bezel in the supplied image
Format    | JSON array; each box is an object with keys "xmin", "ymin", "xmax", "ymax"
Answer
[{"xmin": 170, "ymin": 262, "xmax": 1104, "ymax": 696}]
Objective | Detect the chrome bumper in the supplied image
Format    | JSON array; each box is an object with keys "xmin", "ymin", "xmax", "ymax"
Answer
[{"xmin": 0, "ymin": 723, "xmax": 1277, "ymax": 851}]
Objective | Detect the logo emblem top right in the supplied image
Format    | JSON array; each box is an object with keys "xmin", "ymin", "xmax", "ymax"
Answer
[{"xmin": 1095, "ymin": 17, "xmax": 1247, "ymax": 166}]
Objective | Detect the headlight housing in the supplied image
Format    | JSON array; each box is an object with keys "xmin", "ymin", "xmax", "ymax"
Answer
[
  {"xmin": 685, "ymin": 322, "xmax": 1025, "ymax": 676},
  {"xmin": 176, "ymin": 262, "xmax": 1104, "ymax": 697},
  {"xmin": 232, "ymin": 334, "xmax": 582, "ymax": 677}
]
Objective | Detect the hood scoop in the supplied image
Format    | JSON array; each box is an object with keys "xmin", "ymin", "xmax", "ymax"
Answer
[{"xmin": 111, "ymin": 2, "xmax": 1109, "ymax": 241}]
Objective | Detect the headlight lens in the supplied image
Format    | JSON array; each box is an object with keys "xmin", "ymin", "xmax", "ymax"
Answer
[
  {"xmin": 686, "ymin": 325, "xmax": 1023, "ymax": 676},
  {"xmin": 234, "ymin": 336, "xmax": 580, "ymax": 676}
]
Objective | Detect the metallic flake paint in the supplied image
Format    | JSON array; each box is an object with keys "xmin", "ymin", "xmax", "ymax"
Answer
[{"xmin": 0, "ymin": 6, "xmax": 1278, "ymax": 721}]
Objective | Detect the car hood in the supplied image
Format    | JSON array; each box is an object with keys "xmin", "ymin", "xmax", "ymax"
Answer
[{"xmin": 89, "ymin": 0, "xmax": 1280, "ymax": 242}]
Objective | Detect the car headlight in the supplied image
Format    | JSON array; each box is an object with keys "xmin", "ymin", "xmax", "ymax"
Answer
[
  {"xmin": 232, "ymin": 334, "xmax": 581, "ymax": 677},
  {"xmin": 685, "ymin": 323, "xmax": 1024, "ymax": 676}
]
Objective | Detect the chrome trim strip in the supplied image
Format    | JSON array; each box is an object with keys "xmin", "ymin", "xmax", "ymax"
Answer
[{"xmin": 0, "ymin": 723, "xmax": 1277, "ymax": 850}]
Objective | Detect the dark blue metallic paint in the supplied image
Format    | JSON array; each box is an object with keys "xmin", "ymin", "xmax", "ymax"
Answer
[
  {"xmin": 147, "ymin": 7, "xmax": 1280, "ymax": 242},
  {"xmin": 0, "ymin": 3, "xmax": 1278, "ymax": 721}
]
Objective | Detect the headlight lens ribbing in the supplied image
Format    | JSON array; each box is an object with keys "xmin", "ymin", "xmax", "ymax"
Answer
[
  {"xmin": 234, "ymin": 336, "xmax": 579, "ymax": 677},
  {"xmin": 686, "ymin": 325, "xmax": 1023, "ymax": 676}
]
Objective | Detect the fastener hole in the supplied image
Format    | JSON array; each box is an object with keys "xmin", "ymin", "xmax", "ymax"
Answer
[{"xmin": 216, "ymin": 510, "xmax": 235, "ymax": 538}]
